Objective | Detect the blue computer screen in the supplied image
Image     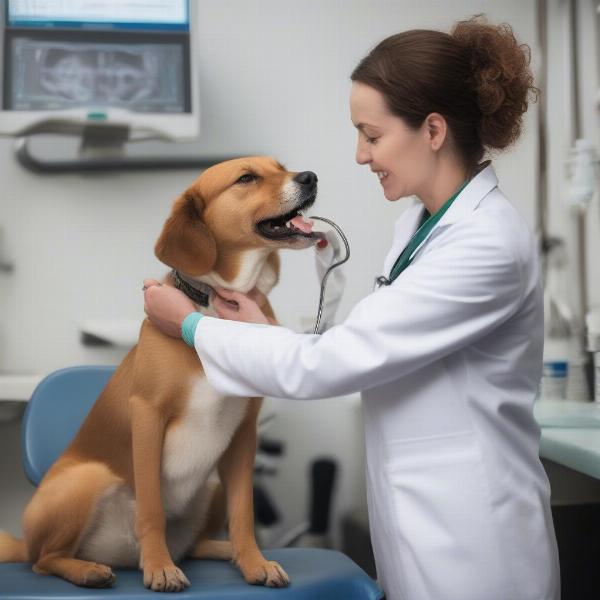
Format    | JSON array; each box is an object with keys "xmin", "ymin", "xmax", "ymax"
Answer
[{"xmin": 7, "ymin": 0, "xmax": 189, "ymax": 31}]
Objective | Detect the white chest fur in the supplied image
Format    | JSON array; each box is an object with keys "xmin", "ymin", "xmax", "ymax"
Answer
[
  {"xmin": 161, "ymin": 376, "xmax": 249, "ymax": 516},
  {"xmin": 195, "ymin": 248, "xmax": 275, "ymax": 294}
]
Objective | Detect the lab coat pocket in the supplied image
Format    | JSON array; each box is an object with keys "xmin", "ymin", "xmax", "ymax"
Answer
[{"xmin": 384, "ymin": 430, "xmax": 509, "ymax": 599}]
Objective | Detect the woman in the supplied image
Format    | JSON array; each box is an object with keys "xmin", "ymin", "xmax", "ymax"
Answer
[{"xmin": 144, "ymin": 16, "xmax": 559, "ymax": 600}]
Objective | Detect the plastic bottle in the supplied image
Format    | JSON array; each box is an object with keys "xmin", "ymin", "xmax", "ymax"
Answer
[
  {"xmin": 586, "ymin": 309, "xmax": 600, "ymax": 403},
  {"xmin": 540, "ymin": 337, "xmax": 569, "ymax": 401}
]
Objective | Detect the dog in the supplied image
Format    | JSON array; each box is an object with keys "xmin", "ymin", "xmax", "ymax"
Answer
[{"xmin": 0, "ymin": 157, "xmax": 322, "ymax": 592}]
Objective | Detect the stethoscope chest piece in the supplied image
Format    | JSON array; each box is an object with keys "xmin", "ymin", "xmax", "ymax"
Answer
[{"xmin": 373, "ymin": 275, "xmax": 391, "ymax": 290}]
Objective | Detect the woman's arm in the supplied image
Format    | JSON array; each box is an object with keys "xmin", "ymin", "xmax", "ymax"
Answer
[{"xmin": 189, "ymin": 223, "xmax": 525, "ymax": 400}]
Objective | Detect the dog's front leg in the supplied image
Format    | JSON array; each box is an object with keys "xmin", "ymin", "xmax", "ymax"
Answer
[
  {"xmin": 129, "ymin": 395, "xmax": 190, "ymax": 592},
  {"xmin": 218, "ymin": 398, "xmax": 290, "ymax": 588}
]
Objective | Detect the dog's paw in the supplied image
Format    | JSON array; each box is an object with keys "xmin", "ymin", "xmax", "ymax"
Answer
[
  {"xmin": 143, "ymin": 563, "xmax": 190, "ymax": 593},
  {"xmin": 239, "ymin": 559, "xmax": 290, "ymax": 588},
  {"xmin": 80, "ymin": 563, "xmax": 116, "ymax": 588}
]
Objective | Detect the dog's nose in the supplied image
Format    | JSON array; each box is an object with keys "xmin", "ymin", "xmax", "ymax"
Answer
[{"xmin": 293, "ymin": 171, "xmax": 318, "ymax": 187}]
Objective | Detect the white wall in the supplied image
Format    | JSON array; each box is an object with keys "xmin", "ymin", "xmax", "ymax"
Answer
[{"xmin": 0, "ymin": 0, "xmax": 539, "ymax": 545}]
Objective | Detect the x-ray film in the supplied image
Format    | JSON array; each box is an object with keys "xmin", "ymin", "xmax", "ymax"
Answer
[{"xmin": 9, "ymin": 39, "xmax": 185, "ymax": 113}]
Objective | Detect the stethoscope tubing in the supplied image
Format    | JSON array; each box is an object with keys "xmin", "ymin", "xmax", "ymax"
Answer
[{"xmin": 308, "ymin": 215, "xmax": 351, "ymax": 334}]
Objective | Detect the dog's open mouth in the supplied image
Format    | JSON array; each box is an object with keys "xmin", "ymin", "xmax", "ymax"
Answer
[{"xmin": 256, "ymin": 197, "xmax": 324, "ymax": 241}]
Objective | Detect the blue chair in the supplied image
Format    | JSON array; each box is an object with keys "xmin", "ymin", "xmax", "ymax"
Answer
[{"xmin": 0, "ymin": 366, "xmax": 383, "ymax": 599}]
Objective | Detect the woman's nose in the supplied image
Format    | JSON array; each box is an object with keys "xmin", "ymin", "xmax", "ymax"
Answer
[{"xmin": 356, "ymin": 145, "xmax": 371, "ymax": 165}]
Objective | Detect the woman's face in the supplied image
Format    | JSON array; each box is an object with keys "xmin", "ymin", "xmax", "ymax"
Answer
[{"xmin": 350, "ymin": 82, "xmax": 434, "ymax": 201}]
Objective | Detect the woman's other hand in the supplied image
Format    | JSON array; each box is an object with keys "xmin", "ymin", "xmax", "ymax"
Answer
[
  {"xmin": 213, "ymin": 287, "xmax": 274, "ymax": 325},
  {"xmin": 143, "ymin": 279, "xmax": 196, "ymax": 338}
]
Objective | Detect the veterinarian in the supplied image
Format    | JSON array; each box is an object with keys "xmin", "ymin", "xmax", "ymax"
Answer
[{"xmin": 144, "ymin": 16, "xmax": 560, "ymax": 600}]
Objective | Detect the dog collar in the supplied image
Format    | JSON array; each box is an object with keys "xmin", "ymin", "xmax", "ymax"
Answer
[{"xmin": 170, "ymin": 270, "xmax": 214, "ymax": 307}]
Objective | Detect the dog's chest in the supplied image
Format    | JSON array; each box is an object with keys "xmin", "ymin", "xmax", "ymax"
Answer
[{"xmin": 161, "ymin": 376, "xmax": 249, "ymax": 515}]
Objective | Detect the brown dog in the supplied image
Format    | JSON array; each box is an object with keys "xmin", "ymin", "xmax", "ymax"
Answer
[{"xmin": 0, "ymin": 157, "xmax": 322, "ymax": 592}]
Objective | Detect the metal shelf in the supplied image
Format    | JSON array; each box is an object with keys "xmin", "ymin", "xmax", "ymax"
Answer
[{"xmin": 14, "ymin": 134, "xmax": 239, "ymax": 174}]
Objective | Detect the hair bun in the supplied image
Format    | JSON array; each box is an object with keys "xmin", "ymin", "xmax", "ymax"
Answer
[{"xmin": 452, "ymin": 15, "xmax": 538, "ymax": 151}]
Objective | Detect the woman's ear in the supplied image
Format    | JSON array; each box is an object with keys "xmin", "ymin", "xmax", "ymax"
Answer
[
  {"xmin": 424, "ymin": 112, "xmax": 447, "ymax": 151},
  {"xmin": 154, "ymin": 190, "xmax": 217, "ymax": 276}
]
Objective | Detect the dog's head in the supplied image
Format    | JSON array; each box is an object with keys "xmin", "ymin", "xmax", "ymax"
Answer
[{"xmin": 155, "ymin": 157, "xmax": 321, "ymax": 280}]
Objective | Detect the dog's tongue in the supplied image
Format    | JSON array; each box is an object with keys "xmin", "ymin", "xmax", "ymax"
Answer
[{"xmin": 289, "ymin": 215, "xmax": 313, "ymax": 234}]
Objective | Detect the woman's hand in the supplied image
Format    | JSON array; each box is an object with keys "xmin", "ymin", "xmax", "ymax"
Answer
[
  {"xmin": 143, "ymin": 279, "xmax": 196, "ymax": 339},
  {"xmin": 143, "ymin": 279, "xmax": 275, "ymax": 337},
  {"xmin": 213, "ymin": 287, "xmax": 274, "ymax": 325}
]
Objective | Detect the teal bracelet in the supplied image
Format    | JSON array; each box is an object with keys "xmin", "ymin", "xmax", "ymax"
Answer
[{"xmin": 181, "ymin": 312, "xmax": 204, "ymax": 347}]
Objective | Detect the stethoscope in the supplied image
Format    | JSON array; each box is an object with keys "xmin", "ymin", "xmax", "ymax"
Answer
[
  {"xmin": 373, "ymin": 274, "xmax": 392, "ymax": 290},
  {"xmin": 308, "ymin": 215, "xmax": 350, "ymax": 334},
  {"xmin": 308, "ymin": 215, "xmax": 393, "ymax": 334}
]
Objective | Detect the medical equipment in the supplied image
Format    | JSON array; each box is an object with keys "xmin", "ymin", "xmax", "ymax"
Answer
[
  {"xmin": 563, "ymin": 139, "xmax": 598, "ymax": 401},
  {"xmin": 587, "ymin": 310, "xmax": 600, "ymax": 403},
  {"xmin": 0, "ymin": 0, "xmax": 231, "ymax": 173},
  {"xmin": 0, "ymin": 0, "xmax": 198, "ymax": 141},
  {"xmin": 309, "ymin": 216, "xmax": 350, "ymax": 334},
  {"xmin": 540, "ymin": 239, "xmax": 571, "ymax": 400}
]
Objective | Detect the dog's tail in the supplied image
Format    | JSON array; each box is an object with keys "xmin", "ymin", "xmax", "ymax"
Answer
[{"xmin": 0, "ymin": 530, "xmax": 28, "ymax": 562}]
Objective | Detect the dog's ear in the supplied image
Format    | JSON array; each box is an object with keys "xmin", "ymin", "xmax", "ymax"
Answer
[{"xmin": 154, "ymin": 190, "xmax": 217, "ymax": 276}]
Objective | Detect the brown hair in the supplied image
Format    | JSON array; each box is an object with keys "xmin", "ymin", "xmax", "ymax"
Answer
[{"xmin": 351, "ymin": 15, "xmax": 538, "ymax": 168}]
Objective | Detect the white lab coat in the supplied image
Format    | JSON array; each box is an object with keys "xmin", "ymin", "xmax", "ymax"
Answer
[{"xmin": 194, "ymin": 163, "xmax": 560, "ymax": 600}]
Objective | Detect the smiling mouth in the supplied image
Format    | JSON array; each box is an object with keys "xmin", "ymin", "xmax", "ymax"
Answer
[{"xmin": 256, "ymin": 194, "xmax": 322, "ymax": 241}]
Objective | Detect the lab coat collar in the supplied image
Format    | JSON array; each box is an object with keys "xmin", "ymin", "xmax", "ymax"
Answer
[
  {"xmin": 382, "ymin": 203, "xmax": 426, "ymax": 277},
  {"xmin": 407, "ymin": 161, "xmax": 498, "ymax": 260},
  {"xmin": 383, "ymin": 162, "xmax": 498, "ymax": 275},
  {"xmin": 439, "ymin": 160, "xmax": 497, "ymax": 226}
]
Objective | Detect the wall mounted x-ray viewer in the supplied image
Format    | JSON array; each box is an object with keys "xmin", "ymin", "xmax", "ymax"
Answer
[{"xmin": 0, "ymin": 0, "xmax": 199, "ymax": 142}]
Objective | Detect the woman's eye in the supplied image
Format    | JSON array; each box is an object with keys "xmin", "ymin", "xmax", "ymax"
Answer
[
  {"xmin": 237, "ymin": 173, "xmax": 257, "ymax": 184},
  {"xmin": 366, "ymin": 137, "xmax": 379, "ymax": 144}
]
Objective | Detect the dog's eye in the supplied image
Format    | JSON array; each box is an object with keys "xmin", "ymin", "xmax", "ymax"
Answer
[{"xmin": 236, "ymin": 173, "xmax": 257, "ymax": 184}]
